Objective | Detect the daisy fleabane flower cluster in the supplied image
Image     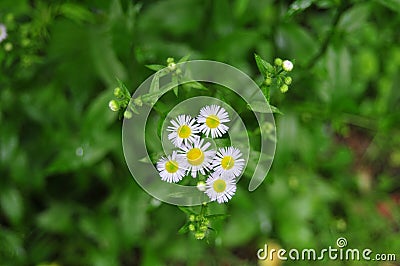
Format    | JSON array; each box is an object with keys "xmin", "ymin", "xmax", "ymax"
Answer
[{"xmin": 156, "ymin": 105, "xmax": 245, "ymax": 203}]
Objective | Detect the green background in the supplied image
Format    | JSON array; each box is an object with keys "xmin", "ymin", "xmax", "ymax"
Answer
[{"xmin": 0, "ymin": 0, "xmax": 399, "ymax": 265}]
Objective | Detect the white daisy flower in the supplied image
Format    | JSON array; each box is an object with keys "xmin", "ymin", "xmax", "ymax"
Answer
[
  {"xmin": 179, "ymin": 138, "xmax": 215, "ymax": 178},
  {"xmin": 212, "ymin": 146, "xmax": 245, "ymax": 178},
  {"xmin": 205, "ymin": 173, "xmax": 236, "ymax": 203},
  {"xmin": 167, "ymin": 114, "xmax": 200, "ymax": 148},
  {"xmin": 197, "ymin": 105, "xmax": 230, "ymax": 138},
  {"xmin": 0, "ymin": 24, "xmax": 7, "ymax": 43},
  {"xmin": 156, "ymin": 151, "xmax": 185, "ymax": 183}
]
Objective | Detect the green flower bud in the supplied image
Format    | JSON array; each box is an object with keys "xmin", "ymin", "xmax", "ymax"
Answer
[
  {"xmin": 203, "ymin": 218, "xmax": 210, "ymax": 226},
  {"xmin": 113, "ymin": 87, "xmax": 122, "ymax": 97},
  {"xmin": 264, "ymin": 77, "xmax": 272, "ymax": 86},
  {"xmin": 108, "ymin": 100, "xmax": 119, "ymax": 112},
  {"xmin": 168, "ymin": 62, "xmax": 176, "ymax": 71},
  {"xmin": 5, "ymin": 13, "xmax": 14, "ymax": 23},
  {"xmin": 194, "ymin": 232, "xmax": 205, "ymax": 240},
  {"xmin": 280, "ymin": 84, "xmax": 289, "ymax": 93},
  {"xmin": 167, "ymin": 57, "xmax": 174, "ymax": 64},
  {"xmin": 189, "ymin": 224, "xmax": 195, "ymax": 231},
  {"xmin": 21, "ymin": 38, "xmax": 30, "ymax": 47},
  {"xmin": 4, "ymin": 42, "xmax": 13, "ymax": 52},
  {"xmin": 274, "ymin": 58, "xmax": 283, "ymax": 66},
  {"xmin": 189, "ymin": 214, "xmax": 195, "ymax": 222},
  {"xmin": 282, "ymin": 60, "xmax": 293, "ymax": 72},
  {"xmin": 124, "ymin": 110, "xmax": 132, "ymax": 119},
  {"xmin": 284, "ymin": 76, "xmax": 292, "ymax": 85},
  {"xmin": 133, "ymin": 97, "xmax": 143, "ymax": 107},
  {"xmin": 199, "ymin": 225, "xmax": 208, "ymax": 232}
]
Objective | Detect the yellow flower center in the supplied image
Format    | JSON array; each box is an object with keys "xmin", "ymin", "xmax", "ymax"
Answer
[
  {"xmin": 213, "ymin": 179, "xmax": 227, "ymax": 193},
  {"xmin": 165, "ymin": 160, "xmax": 179, "ymax": 173},
  {"xmin": 221, "ymin": 156, "xmax": 235, "ymax": 170},
  {"xmin": 187, "ymin": 148, "xmax": 204, "ymax": 166},
  {"xmin": 178, "ymin": 125, "xmax": 191, "ymax": 138},
  {"xmin": 205, "ymin": 115, "xmax": 220, "ymax": 129}
]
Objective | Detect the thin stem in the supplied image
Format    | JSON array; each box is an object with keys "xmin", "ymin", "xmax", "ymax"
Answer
[{"xmin": 305, "ymin": 1, "xmax": 351, "ymax": 69}]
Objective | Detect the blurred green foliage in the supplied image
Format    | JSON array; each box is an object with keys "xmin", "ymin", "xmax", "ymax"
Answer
[{"xmin": 1, "ymin": 0, "xmax": 400, "ymax": 265}]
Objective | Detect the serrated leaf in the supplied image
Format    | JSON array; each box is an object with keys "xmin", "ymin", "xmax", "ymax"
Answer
[{"xmin": 145, "ymin": 64, "xmax": 165, "ymax": 71}]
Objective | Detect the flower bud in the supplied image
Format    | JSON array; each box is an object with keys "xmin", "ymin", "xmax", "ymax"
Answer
[
  {"xmin": 168, "ymin": 62, "xmax": 176, "ymax": 71},
  {"xmin": 196, "ymin": 181, "xmax": 206, "ymax": 191},
  {"xmin": 274, "ymin": 58, "xmax": 282, "ymax": 66},
  {"xmin": 166, "ymin": 57, "xmax": 174, "ymax": 64},
  {"xmin": 4, "ymin": 42, "xmax": 13, "ymax": 51},
  {"xmin": 264, "ymin": 77, "xmax": 272, "ymax": 86},
  {"xmin": 199, "ymin": 225, "xmax": 208, "ymax": 232},
  {"xmin": 124, "ymin": 110, "xmax": 132, "ymax": 119},
  {"xmin": 189, "ymin": 224, "xmax": 195, "ymax": 231},
  {"xmin": 282, "ymin": 60, "xmax": 293, "ymax": 72},
  {"xmin": 108, "ymin": 100, "xmax": 119, "ymax": 112},
  {"xmin": 284, "ymin": 76, "xmax": 292, "ymax": 85},
  {"xmin": 194, "ymin": 232, "xmax": 205, "ymax": 240},
  {"xmin": 189, "ymin": 214, "xmax": 195, "ymax": 222},
  {"xmin": 113, "ymin": 87, "xmax": 122, "ymax": 97},
  {"xmin": 133, "ymin": 97, "xmax": 143, "ymax": 107},
  {"xmin": 280, "ymin": 84, "xmax": 289, "ymax": 93}
]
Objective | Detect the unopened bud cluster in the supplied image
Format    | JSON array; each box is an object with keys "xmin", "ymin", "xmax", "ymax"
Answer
[
  {"xmin": 188, "ymin": 214, "xmax": 210, "ymax": 240},
  {"xmin": 108, "ymin": 83, "xmax": 140, "ymax": 119},
  {"xmin": 265, "ymin": 58, "xmax": 294, "ymax": 94},
  {"xmin": 167, "ymin": 57, "xmax": 181, "ymax": 75}
]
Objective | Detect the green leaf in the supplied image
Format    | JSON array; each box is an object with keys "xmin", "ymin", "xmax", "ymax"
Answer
[
  {"xmin": 60, "ymin": 3, "xmax": 95, "ymax": 24},
  {"xmin": 178, "ymin": 223, "xmax": 190, "ymax": 234},
  {"xmin": 375, "ymin": 0, "xmax": 400, "ymax": 13},
  {"xmin": 178, "ymin": 206, "xmax": 196, "ymax": 215},
  {"xmin": 178, "ymin": 54, "xmax": 191, "ymax": 63},
  {"xmin": 116, "ymin": 78, "xmax": 131, "ymax": 98},
  {"xmin": 36, "ymin": 204, "xmax": 73, "ymax": 233},
  {"xmin": 145, "ymin": 64, "xmax": 165, "ymax": 71},
  {"xmin": 149, "ymin": 72, "xmax": 160, "ymax": 93},
  {"xmin": 0, "ymin": 188, "xmax": 24, "ymax": 224},
  {"xmin": 287, "ymin": 0, "xmax": 314, "ymax": 16},
  {"xmin": 254, "ymin": 53, "xmax": 273, "ymax": 76},
  {"xmin": 247, "ymin": 101, "xmax": 283, "ymax": 114},
  {"xmin": 183, "ymin": 81, "xmax": 208, "ymax": 90}
]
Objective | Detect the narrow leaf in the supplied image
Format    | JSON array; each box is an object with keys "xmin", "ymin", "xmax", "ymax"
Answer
[
  {"xmin": 178, "ymin": 206, "xmax": 196, "ymax": 215},
  {"xmin": 145, "ymin": 64, "xmax": 165, "ymax": 71},
  {"xmin": 247, "ymin": 101, "xmax": 283, "ymax": 114}
]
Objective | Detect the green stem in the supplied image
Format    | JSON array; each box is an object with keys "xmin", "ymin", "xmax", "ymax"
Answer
[{"xmin": 305, "ymin": 1, "xmax": 351, "ymax": 69}]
